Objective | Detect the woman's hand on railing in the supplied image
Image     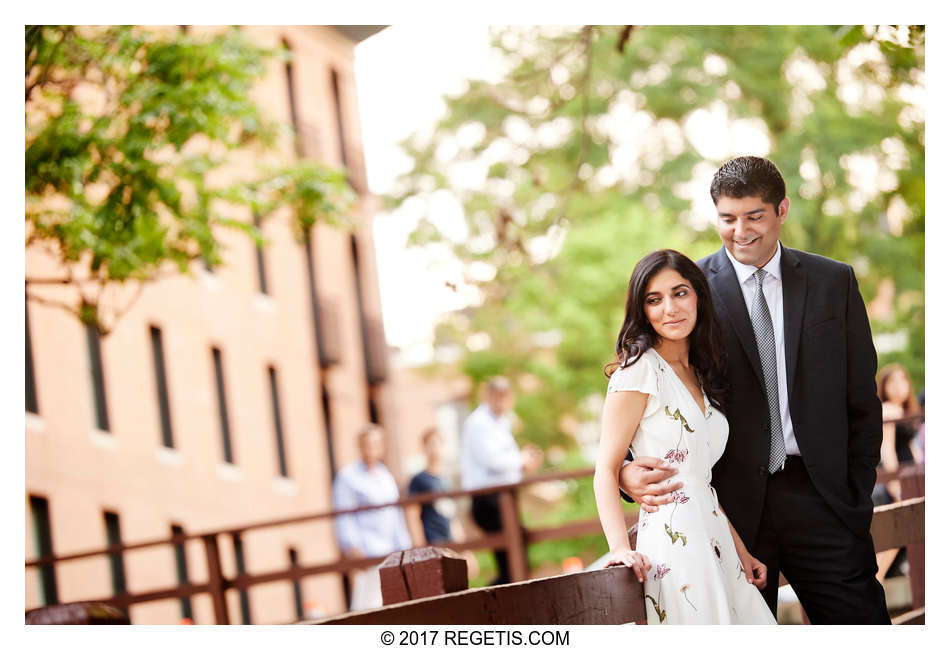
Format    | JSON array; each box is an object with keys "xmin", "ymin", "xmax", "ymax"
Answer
[{"xmin": 603, "ymin": 548, "xmax": 652, "ymax": 583}]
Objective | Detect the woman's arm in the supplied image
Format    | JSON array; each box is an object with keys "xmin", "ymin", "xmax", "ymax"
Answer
[
  {"xmin": 717, "ymin": 502, "xmax": 767, "ymax": 588},
  {"xmin": 881, "ymin": 402, "xmax": 902, "ymax": 499},
  {"xmin": 593, "ymin": 390, "xmax": 652, "ymax": 581}
]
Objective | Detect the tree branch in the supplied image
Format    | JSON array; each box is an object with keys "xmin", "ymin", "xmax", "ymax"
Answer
[
  {"xmin": 26, "ymin": 26, "xmax": 73, "ymax": 103},
  {"xmin": 25, "ymin": 291, "xmax": 79, "ymax": 319}
]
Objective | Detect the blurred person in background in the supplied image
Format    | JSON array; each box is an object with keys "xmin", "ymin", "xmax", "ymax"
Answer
[
  {"xmin": 875, "ymin": 363, "xmax": 922, "ymax": 504},
  {"xmin": 332, "ymin": 424, "xmax": 412, "ymax": 611},
  {"xmin": 406, "ymin": 427, "xmax": 478, "ymax": 577},
  {"xmin": 461, "ymin": 377, "xmax": 542, "ymax": 584},
  {"xmin": 873, "ymin": 364, "xmax": 922, "ymax": 583}
]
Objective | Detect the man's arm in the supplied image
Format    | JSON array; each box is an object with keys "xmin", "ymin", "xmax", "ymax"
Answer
[
  {"xmin": 844, "ymin": 266, "xmax": 883, "ymax": 513},
  {"xmin": 618, "ymin": 456, "xmax": 683, "ymax": 512}
]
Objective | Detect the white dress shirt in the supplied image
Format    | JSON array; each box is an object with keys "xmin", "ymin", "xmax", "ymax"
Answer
[
  {"xmin": 460, "ymin": 403, "xmax": 523, "ymax": 490},
  {"xmin": 724, "ymin": 243, "xmax": 800, "ymax": 457},
  {"xmin": 332, "ymin": 460, "xmax": 411, "ymax": 557}
]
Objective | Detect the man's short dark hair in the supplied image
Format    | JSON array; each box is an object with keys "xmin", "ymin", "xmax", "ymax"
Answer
[{"xmin": 710, "ymin": 156, "xmax": 787, "ymax": 212}]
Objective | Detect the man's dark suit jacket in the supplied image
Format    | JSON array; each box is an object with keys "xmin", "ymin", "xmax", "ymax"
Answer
[{"xmin": 698, "ymin": 245, "xmax": 883, "ymax": 548}]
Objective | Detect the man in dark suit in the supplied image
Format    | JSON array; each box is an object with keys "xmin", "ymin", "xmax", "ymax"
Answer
[{"xmin": 619, "ymin": 156, "xmax": 889, "ymax": 623}]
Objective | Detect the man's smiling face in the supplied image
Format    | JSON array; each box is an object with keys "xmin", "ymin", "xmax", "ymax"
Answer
[{"xmin": 715, "ymin": 194, "xmax": 788, "ymax": 268}]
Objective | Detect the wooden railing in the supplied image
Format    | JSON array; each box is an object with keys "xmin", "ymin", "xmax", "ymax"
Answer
[
  {"xmin": 314, "ymin": 489, "xmax": 925, "ymax": 625},
  {"xmin": 25, "ymin": 459, "xmax": 924, "ymax": 624},
  {"xmin": 25, "ymin": 467, "xmax": 636, "ymax": 623}
]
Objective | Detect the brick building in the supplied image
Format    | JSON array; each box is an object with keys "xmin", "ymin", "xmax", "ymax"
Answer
[{"xmin": 23, "ymin": 25, "xmax": 424, "ymax": 623}]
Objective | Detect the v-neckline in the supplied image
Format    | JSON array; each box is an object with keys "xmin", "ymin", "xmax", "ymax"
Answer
[{"xmin": 650, "ymin": 348, "xmax": 709, "ymax": 421}]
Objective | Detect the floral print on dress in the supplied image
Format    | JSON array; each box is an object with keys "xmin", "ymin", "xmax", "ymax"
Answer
[
  {"xmin": 664, "ymin": 448, "xmax": 688, "ymax": 463},
  {"xmin": 664, "ymin": 405, "xmax": 693, "ymax": 465},
  {"xmin": 710, "ymin": 537, "xmax": 725, "ymax": 574},
  {"xmin": 646, "ymin": 562, "xmax": 670, "ymax": 623},
  {"xmin": 664, "ymin": 490, "xmax": 689, "ymax": 546},
  {"xmin": 680, "ymin": 584, "xmax": 698, "ymax": 611},
  {"xmin": 613, "ymin": 349, "xmax": 775, "ymax": 623}
]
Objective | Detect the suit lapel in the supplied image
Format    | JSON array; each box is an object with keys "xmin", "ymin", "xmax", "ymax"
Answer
[
  {"xmin": 706, "ymin": 247, "xmax": 766, "ymax": 391},
  {"xmin": 780, "ymin": 246, "xmax": 806, "ymax": 398}
]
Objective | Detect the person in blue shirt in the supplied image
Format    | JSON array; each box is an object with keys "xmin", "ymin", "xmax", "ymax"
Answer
[{"xmin": 332, "ymin": 424, "xmax": 411, "ymax": 610}]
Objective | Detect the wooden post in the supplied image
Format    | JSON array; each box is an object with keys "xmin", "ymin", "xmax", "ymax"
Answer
[
  {"xmin": 201, "ymin": 534, "xmax": 230, "ymax": 625},
  {"xmin": 379, "ymin": 547, "xmax": 468, "ymax": 605},
  {"xmin": 901, "ymin": 465, "xmax": 925, "ymax": 610},
  {"xmin": 498, "ymin": 488, "xmax": 528, "ymax": 582}
]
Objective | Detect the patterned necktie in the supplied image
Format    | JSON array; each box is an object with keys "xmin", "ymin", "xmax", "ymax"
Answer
[{"xmin": 751, "ymin": 269, "xmax": 787, "ymax": 473}]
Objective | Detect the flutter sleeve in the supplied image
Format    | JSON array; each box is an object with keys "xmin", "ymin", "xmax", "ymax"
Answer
[{"xmin": 606, "ymin": 353, "xmax": 661, "ymax": 418}]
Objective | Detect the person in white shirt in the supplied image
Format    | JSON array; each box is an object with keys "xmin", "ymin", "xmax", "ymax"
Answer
[
  {"xmin": 460, "ymin": 377, "xmax": 541, "ymax": 584},
  {"xmin": 332, "ymin": 424, "xmax": 411, "ymax": 611}
]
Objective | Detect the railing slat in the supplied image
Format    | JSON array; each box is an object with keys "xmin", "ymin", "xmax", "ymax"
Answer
[{"xmin": 315, "ymin": 565, "xmax": 647, "ymax": 625}]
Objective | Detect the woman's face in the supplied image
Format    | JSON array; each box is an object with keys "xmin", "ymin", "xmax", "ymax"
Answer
[
  {"xmin": 643, "ymin": 267, "xmax": 698, "ymax": 343},
  {"xmin": 884, "ymin": 370, "xmax": 911, "ymax": 405}
]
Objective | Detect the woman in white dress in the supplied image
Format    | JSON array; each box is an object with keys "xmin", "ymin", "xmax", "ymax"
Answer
[{"xmin": 593, "ymin": 249, "xmax": 776, "ymax": 624}]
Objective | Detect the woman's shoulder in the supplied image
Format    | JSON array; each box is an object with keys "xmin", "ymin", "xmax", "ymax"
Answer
[{"xmin": 607, "ymin": 348, "xmax": 661, "ymax": 395}]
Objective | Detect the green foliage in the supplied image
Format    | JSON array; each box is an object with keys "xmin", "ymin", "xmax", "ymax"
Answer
[
  {"xmin": 25, "ymin": 26, "xmax": 354, "ymax": 332},
  {"xmin": 391, "ymin": 25, "xmax": 925, "ymax": 453},
  {"xmin": 393, "ymin": 25, "xmax": 923, "ymax": 567}
]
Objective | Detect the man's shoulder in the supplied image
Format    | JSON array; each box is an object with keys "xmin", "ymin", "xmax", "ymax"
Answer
[
  {"xmin": 409, "ymin": 471, "xmax": 441, "ymax": 493},
  {"xmin": 462, "ymin": 403, "xmax": 490, "ymax": 428},
  {"xmin": 696, "ymin": 248, "xmax": 724, "ymax": 274},
  {"xmin": 335, "ymin": 462, "xmax": 362, "ymax": 483},
  {"xmin": 784, "ymin": 246, "xmax": 853, "ymax": 277}
]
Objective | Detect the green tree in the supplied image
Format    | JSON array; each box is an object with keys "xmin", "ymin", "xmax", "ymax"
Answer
[
  {"xmin": 26, "ymin": 26, "xmax": 354, "ymax": 332},
  {"xmin": 392, "ymin": 25, "xmax": 924, "ymax": 451}
]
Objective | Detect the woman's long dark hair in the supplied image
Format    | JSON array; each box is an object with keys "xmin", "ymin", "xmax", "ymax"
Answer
[{"xmin": 605, "ymin": 249, "xmax": 728, "ymax": 411}]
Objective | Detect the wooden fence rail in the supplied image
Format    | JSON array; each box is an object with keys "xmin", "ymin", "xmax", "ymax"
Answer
[
  {"xmin": 315, "ymin": 494, "xmax": 925, "ymax": 625},
  {"xmin": 25, "ymin": 459, "xmax": 924, "ymax": 624}
]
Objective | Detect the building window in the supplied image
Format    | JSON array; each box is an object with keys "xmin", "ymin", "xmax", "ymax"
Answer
[
  {"xmin": 170, "ymin": 524, "xmax": 193, "ymax": 621},
  {"xmin": 29, "ymin": 495, "xmax": 58, "ymax": 605},
  {"xmin": 149, "ymin": 326, "xmax": 175, "ymax": 448},
  {"xmin": 321, "ymin": 385, "xmax": 337, "ymax": 478},
  {"xmin": 231, "ymin": 533, "xmax": 252, "ymax": 624},
  {"xmin": 349, "ymin": 233, "xmax": 366, "ymax": 343},
  {"xmin": 267, "ymin": 366, "xmax": 289, "ymax": 477},
  {"xmin": 368, "ymin": 395, "xmax": 380, "ymax": 425},
  {"xmin": 329, "ymin": 68, "xmax": 349, "ymax": 169},
  {"xmin": 211, "ymin": 347, "xmax": 235, "ymax": 465},
  {"xmin": 350, "ymin": 235, "xmax": 388, "ymax": 387},
  {"xmin": 85, "ymin": 322, "xmax": 110, "ymax": 431},
  {"xmin": 282, "ymin": 38, "xmax": 302, "ymax": 156},
  {"xmin": 103, "ymin": 511, "xmax": 128, "ymax": 614},
  {"xmin": 26, "ymin": 308, "xmax": 39, "ymax": 414},
  {"xmin": 253, "ymin": 213, "xmax": 269, "ymax": 295},
  {"xmin": 304, "ymin": 229, "xmax": 342, "ymax": 367},
  {"xmin": 288, "ymin": 547, "xmax": 304, "ymax": 621}
]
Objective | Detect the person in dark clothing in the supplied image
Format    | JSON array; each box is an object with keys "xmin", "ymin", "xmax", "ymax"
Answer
[
  {"xmin": 874, "ymin": 363, "xmax": 922, "ymax": 582},
  {"xmin": 406, "ymin": 428, "xmax": 479, "ymax": 577},
  {"xmin": 408, "ymin": 428, "xmax": 452, "ymax": 543}
]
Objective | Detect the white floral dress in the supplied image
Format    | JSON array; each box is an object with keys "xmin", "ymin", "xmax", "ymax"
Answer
[{"xmin": 607, "ymin": 347, "xmax": 776, "ymax": 624}]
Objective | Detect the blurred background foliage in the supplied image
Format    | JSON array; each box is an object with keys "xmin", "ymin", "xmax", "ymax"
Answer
[
  {"xmin": 25, "ymin": 26, "xmax": 354, "ymax": 333},
  {"xmin": 389, "ymin": 25, "xmax": 925, "ymax": 459}
]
